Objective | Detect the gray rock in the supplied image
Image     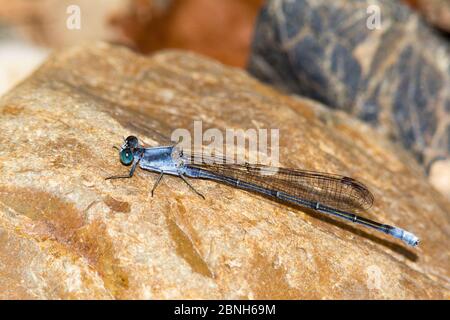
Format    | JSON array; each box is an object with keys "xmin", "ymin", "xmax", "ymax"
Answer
[{"xmin": 248, "ymin": 0, "xmax": 450, "ymax": 173}]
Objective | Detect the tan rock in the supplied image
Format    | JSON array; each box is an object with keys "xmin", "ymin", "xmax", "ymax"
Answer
[{"xmin": 0, "ymin": 43, "xmax": 448, "ymax": 299}]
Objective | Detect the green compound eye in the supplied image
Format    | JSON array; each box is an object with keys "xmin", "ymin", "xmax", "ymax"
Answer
[{"xmin": 120, "ymin": 148, "xmax": 134, "ymax": 166}]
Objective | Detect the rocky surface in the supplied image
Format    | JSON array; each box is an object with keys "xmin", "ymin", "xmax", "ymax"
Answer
[
  {"xmin": 248, "ymin": 0, "xmax": 450, "ymax": 197},
  {"xmin": 0, "ymin": 43, "xmax": 448, "ymax": 299}
]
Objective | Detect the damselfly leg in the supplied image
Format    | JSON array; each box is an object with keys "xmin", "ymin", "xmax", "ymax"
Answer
[
  {"xmin": 179, "ymin": 174, "xmax": 205, "ymax": 200},
  {"xmin": 106, "ymin": 158, "xmax": 140, "ymax": 180},
  {"xmin": 151, "ymin": 171, "xmax": 165, "ymax": 197}
]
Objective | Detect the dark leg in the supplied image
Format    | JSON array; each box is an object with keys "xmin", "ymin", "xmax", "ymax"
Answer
[
  {"xmin": 105, "ymin": 158, "xmax": 139, "ymax": 180},
  {"xmin": 151, "ymin": 171, "xmax": 164, "ymax": 197},
  {"xmin": 179, "ymin": 174, "xmax": 205, "ymax": 199}
]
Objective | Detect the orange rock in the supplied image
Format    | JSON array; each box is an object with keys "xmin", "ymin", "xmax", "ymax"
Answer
[{"xmin": 110, "ymin": 0, "xmax": 264, "ymax": 67}]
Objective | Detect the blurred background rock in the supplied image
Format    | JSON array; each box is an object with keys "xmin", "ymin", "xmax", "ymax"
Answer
[
  {"xmin": 248, "ymin": 0, "xmax": 450, "ymax": 197},
  {"xmin": 0, "ymin": 0, "xmax": 264, "ymax": 93},
  {"xmin": 0, "ymin": 42, "xmax": 448, "ymax": 299}
]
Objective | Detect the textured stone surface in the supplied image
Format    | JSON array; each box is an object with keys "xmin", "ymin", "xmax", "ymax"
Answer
[
  {"xmin": 0, "ymin": 43, "xmax": 449, "ymax": 299},
  {"xmin": 248, "ymin": 0, "xmax": 450, "ymax": 197}
]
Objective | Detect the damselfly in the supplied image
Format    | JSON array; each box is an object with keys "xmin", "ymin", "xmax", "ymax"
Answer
[{"xmin": 106, "ymin": 136, "xmax": 419, "ymax": 247}]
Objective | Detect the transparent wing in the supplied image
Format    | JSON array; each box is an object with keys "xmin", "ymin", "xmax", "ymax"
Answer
[{"xmin": 184, "ymin": 151, "xmax": 374, "ymax": 212}]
